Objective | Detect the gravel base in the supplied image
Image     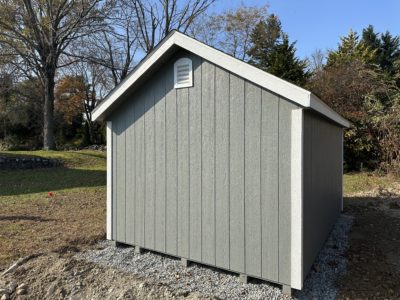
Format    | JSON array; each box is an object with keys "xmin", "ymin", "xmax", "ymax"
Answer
[
  {"xmin": 78, "ymin": 214, "xmax": 353, "ymax": 299},
  {"xmin": 296, "ymin": 214, "xmax": 353, "ymax": 299}
]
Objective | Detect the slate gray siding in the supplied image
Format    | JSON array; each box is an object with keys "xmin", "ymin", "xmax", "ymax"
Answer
[
  {"xmin": 302, "ymin": 110, "xmax": 343, "ymax": 279},
  {"xmin": 109, "ymin": 50, "xmax": 298, "ymax": 285}
]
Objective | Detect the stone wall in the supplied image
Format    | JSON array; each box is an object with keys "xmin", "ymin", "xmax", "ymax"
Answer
[{"xmin": 0, "ymin": 157, "xmax": 60, "ymax": 170}]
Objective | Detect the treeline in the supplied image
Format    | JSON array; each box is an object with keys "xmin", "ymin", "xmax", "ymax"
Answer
[
  {"xmin": 0, "ymin": 2, "xmax": 399, "ymax": 173},
  {"xmin": 309, "ymin": 27, "xmax": 400, "ymax": 173}
]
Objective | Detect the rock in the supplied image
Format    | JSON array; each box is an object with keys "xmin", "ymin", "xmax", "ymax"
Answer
[
  {"xmin": 1, "ymin": 294, "xmax": 9, "ymax": 300},
  {"xmin": 7, "ymin": 282, "xmax": 17, "ymax": 293},
  {"xmin": 59, "ymin": 288, "xmax": 66, "ymax": 298},
  {"xmin": 0, "ymin": 289, "xmax": 7, "ymax": 294},
  {"xmin": 16, "ymin": 288, "xmax": 27, "ymax": 295},
  {"xmin": 46, "ymin": 283, "xmax": 57, "ymax": 297}
]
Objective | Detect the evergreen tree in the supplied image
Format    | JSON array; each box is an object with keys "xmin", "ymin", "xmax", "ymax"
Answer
[
  {"xmin": 247, "ymin": 14, "xmax": 282, "ymax": 66},
  {"xmin": 362, "ymin": 25, "xmax": 380, "ymax": 51},
  {"xmin": 266, "ymin": 34, "xmax": 310, "ymax": 86},
  {"xmin": 379, "ymin": 32, "xmax": 400, "ymax": 75},
  {"xmin": 247, "ymin": 15, "xmax": 310, "ymax": 86},
  {"xmin": 327, "ymin": 29, "xmax": 376, "ymax": 67},
  {"xmin": 362, "ymin": 25, "xmax": 400, "ymax": 75}
]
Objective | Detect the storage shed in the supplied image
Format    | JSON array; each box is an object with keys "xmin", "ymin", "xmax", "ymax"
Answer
[{"xmin": 92, "ymin": 30, "xmax": 350, "ymax": 292}]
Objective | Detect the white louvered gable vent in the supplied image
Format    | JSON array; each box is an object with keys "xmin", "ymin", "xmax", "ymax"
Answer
[{"xmin": 174, "ymin": 58, "xmax": 193, "ymax": 88}]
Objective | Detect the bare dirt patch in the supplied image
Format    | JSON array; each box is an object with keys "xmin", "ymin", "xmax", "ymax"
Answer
[
  {"xmin": 0, "ymin": 189, "xmax": 106, "ymax": 269},
  {"xmin": 0, "ymin": 252, "xmax": 206, "ymax": 300},
  {"xmin": 338, "ymin": 195, "xmax": 400, "ymax": 299}
]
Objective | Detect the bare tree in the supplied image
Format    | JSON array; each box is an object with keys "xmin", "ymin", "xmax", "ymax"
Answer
[
  {"xmin": 75, "ymin": 0, "xmax": 140, "ymax": 86},
  {"xmin": 191, "ymin": 5, "xmax": 269, "ymax": 60},
  {"xmin": 0, "ymin": 0, "xmax": 105, "ymax": 149},
  {"xmin": 132, "ymin": 0, "xmax": 215, "ymax": 53},
  {"xmin": 58, "ymin": 58, "xmax": 110, "ymax": 144},
  {"xmin": 309, "ymin": 49, "xmax": 325, "ymax": 73},
  {"xmin": 76, "ymin": 62, "xmax": 109, "ymax": 143}
]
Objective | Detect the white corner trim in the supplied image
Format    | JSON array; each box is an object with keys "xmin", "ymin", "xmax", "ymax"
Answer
[
  {"xmin": 92, "ymin": 30, "xmax": 350, "ymax": 128},
  {"xmin": 291, "ymin": 108, "xmax": 303, "ymax": 290},
  {"xmin": 106, "ymin": 121, "xmax": 112, "ymax": 240}
]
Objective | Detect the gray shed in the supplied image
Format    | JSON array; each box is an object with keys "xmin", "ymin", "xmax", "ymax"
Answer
[{"xmin": 92, "ymin": 31, "xmax": 350, "ymax": 292}]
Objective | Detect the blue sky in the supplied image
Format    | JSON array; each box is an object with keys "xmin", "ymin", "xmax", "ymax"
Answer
[{"xmin": 211, "ymin": 0, "xmax": 400, "ymax": 58}]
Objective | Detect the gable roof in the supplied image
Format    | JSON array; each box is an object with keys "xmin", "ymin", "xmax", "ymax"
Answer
[{"xmin": 92, "ymin": 30, "xmax": 350, "ymax": 128}]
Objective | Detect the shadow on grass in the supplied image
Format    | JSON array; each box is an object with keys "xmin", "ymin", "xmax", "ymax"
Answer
[
  {"xmin": 0, "ymin": 150, "xmax": 106, "ymax": 169},
  {"xmin": 0, "ymin": 215, "xmax": 54, "ymax": 222},
  {"xmin": 0, "ymin": 167, "xmax": 106, "ymax": 196}
]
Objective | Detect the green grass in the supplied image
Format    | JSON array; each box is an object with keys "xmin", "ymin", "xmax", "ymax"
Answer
[
  {"xmin": 0, "ymin": 150, "xmax": 106, "ymax": 170},
  {"xmin": 344, "ymin": 172, "xmax": 398, "ymax": 195},
  {"xmin": 0, "ymin": 150, "xmax": 107, "ymax": 268},
  {"xmin": 0, "ymin": 150, "xmax": 106, "ymax": 197}
]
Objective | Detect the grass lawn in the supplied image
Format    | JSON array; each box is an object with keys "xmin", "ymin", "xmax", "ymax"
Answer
[
  {"xmin": 0, "ymin": 150, "xmax": 106, "ymax": 269},
  {"xmin": 344, "ymin": 171, "xmax": 399, "ymax": 195}
]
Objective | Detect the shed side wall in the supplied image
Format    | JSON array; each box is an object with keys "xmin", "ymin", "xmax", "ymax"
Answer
[
  {"xmin": 302, "ymin": 110, "xmax": 343, "ymax": 279},
  {"xmin": 109, "ymin": 50, "xmax": 297, "ymax": 285}
]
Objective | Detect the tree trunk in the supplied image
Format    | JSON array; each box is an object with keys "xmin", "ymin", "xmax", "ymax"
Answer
[
  {"xmin": 86, "ymin": 120, "xmax": 95, "ymax": 144},
  {"xmin": 43, "ymin": 75, "xmax": 56, "ymax": 150}
]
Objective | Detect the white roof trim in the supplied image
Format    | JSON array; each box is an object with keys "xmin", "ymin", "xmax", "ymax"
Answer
[{"xmin": 92, "ymin": 31, "xmax": 350, "ymax": 128}]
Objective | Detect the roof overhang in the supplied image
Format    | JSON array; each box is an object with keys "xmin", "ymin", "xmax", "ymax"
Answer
[{"xmin": 92, "ymin": 31, "xmax": 350, "ymax": 128}]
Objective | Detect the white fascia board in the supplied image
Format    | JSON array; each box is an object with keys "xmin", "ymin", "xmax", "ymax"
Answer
[
  {"xmin": 106, "ymin": 121, "xmax": 112, "ymax": 240},
  {"xmin": 291, "ymin": 108, "xmax": 303, "ymax": 290},
  {"xmin": 93, "ymin": 31, "xmax": 350, "ymax": 128},
  {"xmin": 92, "ymin": 37, "xmax": 176, "ymax": 121}
]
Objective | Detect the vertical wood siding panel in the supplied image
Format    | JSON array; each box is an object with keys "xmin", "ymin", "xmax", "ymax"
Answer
[
  {"xmin": 261, "ymin": 91, "xmax": 279, "ymax": 281},
  {"xmin": 189, "ymin": 55, "xmax": 202, "ymax": 261},
  {"xmin": 177, "ymin": 87, "xmax": 190, "ymax": 257},
  {"xmin": 134, "ymin": 91, "xmax": 145, "ymax": 246},
  {"xmin": 215, "ymin": 66, "xmax": 230, "ymax": 269},
  {"xmin": 229, "ymin": 74, "xmax": 245, "ymax": 273},
  {"xmin": 278, "ymin": 99, "xmax": 295, "ymax": 284},
  {"xmin": 125, "ymin": 101, "xmax": 135, "ymax": 244},
  {"xmin": 116, "ymin": 108, "xmax": 126, "ymax": 242},
  {"xmin": 145, "ymin": 86, "xmax": 155, "ymax": 248},
  {"xmin": 201, "ymin": 61, "xmax": 215, "ymax": 265},
  {"xmin": 166, "ymin": 64, "xmax": 178, "ymax": 255},
  {"xmin": 112, "ymin": 128, "xmax": 117, "ymax": 240},
  {"xmin": 154, "ymin": 74, "xmax": 166, "ymax": 252},
  {"xmin": 244, "ymin": 82, "xmax": 262, "ymax": 277}
]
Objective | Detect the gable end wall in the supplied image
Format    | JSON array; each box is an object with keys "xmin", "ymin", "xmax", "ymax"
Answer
[{"xmin": 108, "ymin": 50, "xmax": 300, "ymax": 286}]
